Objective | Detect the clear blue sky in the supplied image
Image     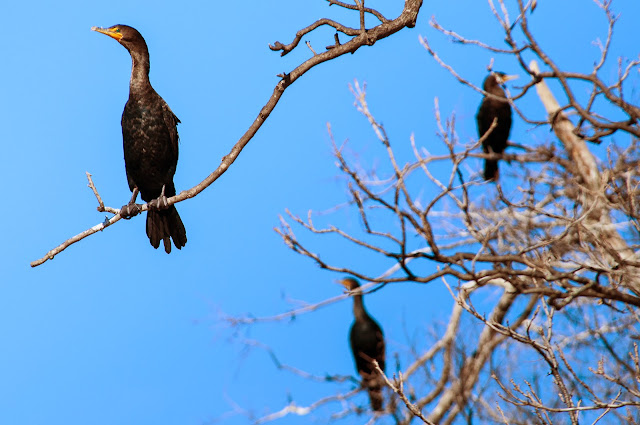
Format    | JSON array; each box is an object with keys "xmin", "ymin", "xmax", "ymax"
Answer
[{"xmin": 1, "ymin": 1, "xmax": 638, "ymax": 424}]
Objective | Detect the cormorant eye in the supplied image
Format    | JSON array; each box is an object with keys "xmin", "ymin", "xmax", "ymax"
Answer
[{"xmin": 114, "ymin": 28, "xmax": 121, "ymax": 33}]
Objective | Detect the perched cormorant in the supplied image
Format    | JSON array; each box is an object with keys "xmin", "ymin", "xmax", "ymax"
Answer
[
  {"xmin": 476, "ymin": 72, "xmax": 517, "ymax": 181},
  {"xmin": 341, "ymin": 278, "xmax": 386, "ymax": 412},
  {"xmin": 92, "ymin": 25, "xmax": 186, "ymax": 253}
]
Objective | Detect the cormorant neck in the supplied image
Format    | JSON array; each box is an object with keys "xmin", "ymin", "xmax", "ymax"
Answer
[
  {"xmin": 128, "ymin": 45, "xmax": 151, "ymax": 92},
  {"xmin": 485, "ymin": 80, "xmax": 506, "ymax": 98},
  {"xmin": 490, "ymin": 86, "xmax": 506, "ymax": 98},
  {"xmin": 352, "ymin": 293, "xmax": 369, "ymax": 322}
]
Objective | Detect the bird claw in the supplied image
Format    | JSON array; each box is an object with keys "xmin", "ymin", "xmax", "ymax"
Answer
[
  {"xmin": 120, "ymin": 203, "xmax": 142, "ymax": 219},
  {"xmin": 148, "ymin": 195, "xmax": 169, "ymax": 211}
]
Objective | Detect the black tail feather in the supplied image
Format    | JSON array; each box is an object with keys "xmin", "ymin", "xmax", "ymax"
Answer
[
  {"xmin": 146, "ymin": 206, "xmax": 187, "ymax": 253},
  {"xmin": 366, "ymin": 375, "xmax": 384, "ymax": 412},
  {"xmin": 484, "ymin": 158, "xmax": 499, "ymax": 181}
]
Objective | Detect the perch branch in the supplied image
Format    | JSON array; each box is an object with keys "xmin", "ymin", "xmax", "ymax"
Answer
[{"xmin": 31, "ymin": 0, "xmax": 424, "ymax": 267}]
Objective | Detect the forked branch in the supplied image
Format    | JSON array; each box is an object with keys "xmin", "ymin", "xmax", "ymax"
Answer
[{"xmin": 31, "ymin": 0, "xmax": 424, "ymax": 267}]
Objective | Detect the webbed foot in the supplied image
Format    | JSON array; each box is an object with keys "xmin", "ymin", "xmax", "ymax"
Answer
[
  {"xmin": 120, "ymin": 202, "xmax": 142, "ymax": 219},
  {"xmin": 148, "ymin": 185, "xmax": 170, "ymax": 211}
]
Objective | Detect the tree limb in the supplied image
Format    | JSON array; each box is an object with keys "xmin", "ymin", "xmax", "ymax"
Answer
[{"xmin": 30, "ymin": 0, "xmax": 424, "ymax": 267}]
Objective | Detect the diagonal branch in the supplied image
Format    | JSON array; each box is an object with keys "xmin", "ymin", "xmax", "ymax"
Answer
[
  {"xmin": 373, "ymin": 360, "xmax": 436, "ymax": 425},
  {"xmin": 30, "ymin": 0, "xmax": 424, "ymax": 267}
]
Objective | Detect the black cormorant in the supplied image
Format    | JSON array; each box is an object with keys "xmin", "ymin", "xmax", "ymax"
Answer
[
  {"xmin": 341, "ymin": 278, "xmax": 386, "ymax": 412},
  {"xmin": 92, "ymin": 25, "xmax": 187, "ymax": 253},
  {"xmin": 476, "ymin": 72, "xmax": 517, "ymax": 181}
]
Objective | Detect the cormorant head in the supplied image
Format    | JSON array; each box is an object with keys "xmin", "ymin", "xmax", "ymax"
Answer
[
  {"xmin": 91, "ymin": 24, "xmax": 148, "ymax": 53},
  {"xmin": 340, "ymin": 277, "xmax": 361, "ymax": 291},
  {"xmin": 484, "ymin": 72, "xmax": 518, "ymax": 90}
]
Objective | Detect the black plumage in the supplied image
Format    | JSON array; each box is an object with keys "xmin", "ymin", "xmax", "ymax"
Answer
[
  {"xmin": 92, "ymin": 25, "xmax": 186, "ymax": 253},
  {"xmin": 476, "ymin": 72, "xmax": 517, "ymax": 181},
  {"xmin": 341, "ymin": 278, "xmax": 386, "ymax": 412}
]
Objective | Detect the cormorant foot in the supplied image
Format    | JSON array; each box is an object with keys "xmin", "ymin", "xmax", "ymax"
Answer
[
  {"xmin": 148, "ymin": 195, "xmax": 170, "ymax": 211},
  {"xmin": 149, "ymin": 184, "xmax": 170, "ymax": 211},
  {"xmin": 120, "ymin": 203, "xmax": 142, "ymax": 219}
]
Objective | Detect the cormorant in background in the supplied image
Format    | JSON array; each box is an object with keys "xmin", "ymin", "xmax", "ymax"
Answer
[
  {"xmin": 341, "ymin": 278, "xmax": 386, "ymax": 412},
  {"xmin": 476, "ymin": 72, "xmax": 517, "ymax": 181}
]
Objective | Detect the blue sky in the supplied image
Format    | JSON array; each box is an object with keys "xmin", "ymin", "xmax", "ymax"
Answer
[{"xmin": 2, "ymin": 1, "xmax": 639, "ymax": 424}]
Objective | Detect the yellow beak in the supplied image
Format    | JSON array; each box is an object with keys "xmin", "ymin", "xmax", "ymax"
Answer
[
  {"xmin": 91, "ymin": 26, "xmax": 123, "ymax": 42},
  {"xmin": 500, "ymin": 74, "xmax": 519, "ymax": 83}
]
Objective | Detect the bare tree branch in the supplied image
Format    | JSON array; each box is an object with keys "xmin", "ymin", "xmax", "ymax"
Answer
[
  {"xmin": 222, "ymin": 1, "xmax": 640, "ymax": 423},
  {"xmin": 31, "ymin": 0, "xmax": 424, "ymax": 267}
]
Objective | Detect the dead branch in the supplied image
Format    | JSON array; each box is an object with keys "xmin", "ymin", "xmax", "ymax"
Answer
[
  {"xmin": 224, "ymin": 1, "xmax": 640, "ymax": 423},
  {"xmin": 31, "ymin": 0, "xmax": 424, "ymax": 267}
]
